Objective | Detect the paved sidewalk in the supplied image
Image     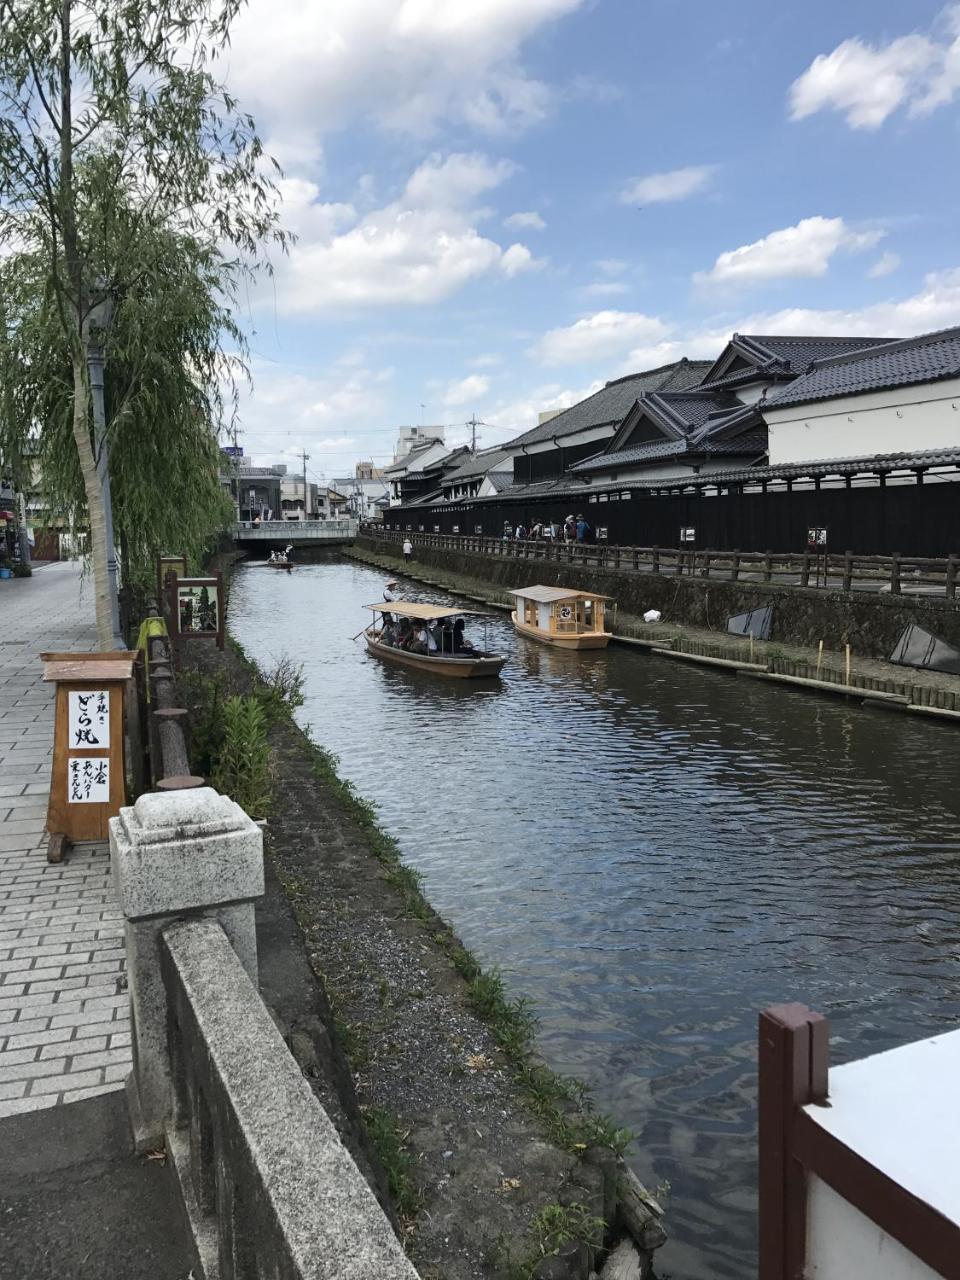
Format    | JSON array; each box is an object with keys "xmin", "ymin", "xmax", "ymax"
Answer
[{"xmin": 0, "ymin": 562, "xmax": 131, "ymax": 1118}]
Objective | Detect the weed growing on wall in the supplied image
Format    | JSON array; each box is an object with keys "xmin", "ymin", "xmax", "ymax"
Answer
[{"xmin": 211, "ymin": 696, "xmax": 273, "ymax": 818}]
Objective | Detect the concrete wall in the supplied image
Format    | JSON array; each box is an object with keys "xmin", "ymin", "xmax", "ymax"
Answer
[
  {"xmin": 765, "ymin": 377, "xmax": 960, "ymax": 465},
  {"xmin": 358, "ymin": 535, "xmax": 960, "ymax": 657}
]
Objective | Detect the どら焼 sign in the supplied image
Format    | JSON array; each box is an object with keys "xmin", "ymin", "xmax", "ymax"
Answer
[{"xmin": 68, "ymin": 689, "xmax": 109, "ymax": 747}]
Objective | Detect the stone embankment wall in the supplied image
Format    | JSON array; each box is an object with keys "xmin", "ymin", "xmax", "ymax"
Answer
[{"xmin": 358, "ymin": 536, "xmax": 960, "ymax": 659}]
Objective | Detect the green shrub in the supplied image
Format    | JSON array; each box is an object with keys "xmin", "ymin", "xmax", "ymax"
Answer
[
  {"xmin": 179, "ymin": 668, "xmax": 229, "ymax": 777},
  {"xmin": 12, "ymin": 563, "xmax": 32, "ymax": 578},
  {"xmin": 211, "ymin": 695, "xmax": 273, "ymax": 817}
]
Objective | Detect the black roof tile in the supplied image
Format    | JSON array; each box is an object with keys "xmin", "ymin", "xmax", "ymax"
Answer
[
  {"xmin": 504, "ymin": 358, "xmax": 714, "ymax": 447},
  {"xmin": 763, "ymin": 325, "xmax": 960, "ymax": 409}
]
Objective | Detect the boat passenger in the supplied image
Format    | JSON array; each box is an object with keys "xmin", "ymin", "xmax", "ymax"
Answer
[
  {"xmin": 453, "ymin": 617, "xmax": 474, "ymax": 653},
  {"xmin": 396, "ymin": 618, "xmax": 414, "ymax": 649}
]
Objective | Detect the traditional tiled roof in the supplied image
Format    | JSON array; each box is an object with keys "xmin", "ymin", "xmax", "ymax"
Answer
[
  {"xmin": 763, "ymin": 325, "xmax": 960, "ymax": 409},
  {"xmin": 570, "ymin": 429, "xmax": 767, "ymax": 472},
  {"xmin": 405, "ymin": 446, "xmax": 470, "ymax": 477},
  {"xmin": 440, "ymin": 447, "xmax": 514, "ymax": 485},
  {"xmin": 381, "ymin": 439, "xmax": 444, "ymax": 476},
  {"xmin": 504, "ymin": 359, "xmax": 714, "ymax": 448},
  {"xmin": 484, "ymin": 470, "xmax": 515, "ymax": 493},
  {"xmin": 700, "ymin": 333, "xmax": 895, "ymax": 388}
]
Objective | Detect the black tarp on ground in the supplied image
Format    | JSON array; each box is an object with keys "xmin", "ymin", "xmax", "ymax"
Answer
[
  {"xmin": 889, "ymin": 624, "xmax": 960, "ymax": 675},
  {"xmin": 726, "ymin": 604, "xmax": 774, "ymax": 640}
]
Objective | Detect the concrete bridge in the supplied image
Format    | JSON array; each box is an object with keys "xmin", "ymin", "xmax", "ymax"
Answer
[{"xmin": 231, "ymin": 519, "xmax": 357, "ymax": 548}]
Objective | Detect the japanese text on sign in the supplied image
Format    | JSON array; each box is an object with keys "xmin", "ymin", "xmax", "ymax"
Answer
[
  {"xmin": 68, "ymin": 690, "xmax": 110, "ymax": 748},
  {"xmin": 67, "ymin": 756, "xmax": 110, "ymax": 803}
]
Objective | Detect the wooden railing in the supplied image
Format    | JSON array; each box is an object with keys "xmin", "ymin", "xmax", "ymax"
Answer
[{"xmin": 363, "ymin": 526, "xmax": 959, "ymax": 597}]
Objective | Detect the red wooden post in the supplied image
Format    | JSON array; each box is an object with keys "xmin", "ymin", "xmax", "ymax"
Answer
[{"xmin": 758, "ymin": 1003, "xmax": 828, "ymax": 1280}]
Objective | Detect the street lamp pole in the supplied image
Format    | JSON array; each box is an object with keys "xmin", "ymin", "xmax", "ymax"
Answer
[{"xmin": 84, "ymin": 284, "xmax": 123, "ymax": 649}]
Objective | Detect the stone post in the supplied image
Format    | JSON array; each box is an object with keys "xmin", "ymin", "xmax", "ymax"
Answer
[{"xmin": 109, "ymin": 787, "xmax": 264, "ymax": 1151}]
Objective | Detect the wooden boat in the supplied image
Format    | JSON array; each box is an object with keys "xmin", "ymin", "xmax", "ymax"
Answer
[
  {"xmin": 267, "ymin": 558, "xmax": 292, "ymax": 570},
  {"xmin": 363, "ymin": 603, "xmax": 506, "ymax": 678},
  {"xmin": 508, "ymin": 585, "xmax": 613, "ymax": 650}
]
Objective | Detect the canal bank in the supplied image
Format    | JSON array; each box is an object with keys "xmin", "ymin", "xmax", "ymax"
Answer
[
  {"xmin": 179, "ymin": 634, "xmax": 665, "ymax": 1280},
  {"xmin": 348, "ymin": 536, "xmax": 960, "ymax": 720}
]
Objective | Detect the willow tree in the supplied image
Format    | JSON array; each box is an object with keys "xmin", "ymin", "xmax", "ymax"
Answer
[
  {"xmin": 0, "ymin": 0, "xmax": 285, "ymax": 646},
  {"xmin": 0, "ymin": 200, "xmax": 242, "ymax": 584}
]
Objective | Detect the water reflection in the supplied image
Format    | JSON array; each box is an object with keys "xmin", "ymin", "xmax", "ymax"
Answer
[{"xmin": 231, "ymin": 560, "xmax": 960, "ymax": 1280}]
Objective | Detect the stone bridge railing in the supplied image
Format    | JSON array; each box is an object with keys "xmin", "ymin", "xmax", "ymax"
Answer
[
  {"xmin": 110, "ymin": 788, "xmax": 418, "ymax": 1280},
  {"xmin": 232, "ymin": 519, "xmax": 357, "ymax": 542}
]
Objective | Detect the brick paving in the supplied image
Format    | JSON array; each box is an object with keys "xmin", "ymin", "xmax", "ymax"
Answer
[{"xmin": 0, "ymin": 562, "xmax": 130, "ymax": 1117}]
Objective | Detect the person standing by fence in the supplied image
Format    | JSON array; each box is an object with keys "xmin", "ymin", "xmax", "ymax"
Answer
[{"xmin": 402, "ymin": 538, "xmax": 413, "ymax": 562}]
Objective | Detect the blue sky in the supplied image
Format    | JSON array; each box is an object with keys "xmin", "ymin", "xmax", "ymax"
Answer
[{"xmin": 220, "ymin": 0, "xmax": 960, "ymax": 482}]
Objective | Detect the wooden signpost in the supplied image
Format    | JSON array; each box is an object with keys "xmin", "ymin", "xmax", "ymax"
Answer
[
  {"xmin": 166, "ymin": 572, "xmax": 225, "ymax": 658},
  {"xmin": 156, "ymin": 553, "xmax": 188, "ymax": 602},
  {"xmin": 41, "ymin": 651, "xmax": 139, "ymax": 862}
]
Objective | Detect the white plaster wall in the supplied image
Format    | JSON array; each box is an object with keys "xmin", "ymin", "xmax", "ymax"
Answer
[
  {"xmin": 765, "ymin": 378, "xmax": 960, "ymax": 465},
  {"xmin": 733, "ymin": 381, "xmax": 772, "ymax": 406},
  {"xmin": 524, "ymin": 425, "xmax": 614, "ymax": 455},
  {"xmin": 806, "ymin": 1176, "xmax": 941, "ymax": 1280}
]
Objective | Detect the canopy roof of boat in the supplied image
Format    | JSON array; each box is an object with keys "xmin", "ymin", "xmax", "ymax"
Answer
[
  {"xmin": 507, "ymin": 585, "xmax": 613, "ymax": 603},
  {"xmin": 364, "ymin": 602, "xmax": 490, "ymax": 620}
]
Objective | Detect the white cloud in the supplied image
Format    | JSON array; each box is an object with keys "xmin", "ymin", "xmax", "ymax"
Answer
[
  {"xmin": 233, "ymin": 359, "xmax": 398, "ymax": 471},
  {"xmin": 579, "ymin": 281, "xmax": 629, "ymax": 298},
  {"xmin": 694, "ymin": 216, "xmax": 884, "ymax": 286},
  {"xmin": 267, "ymin": 154, "xmax": 538, "ymax": 311},
  {"xmin": 443, "ymin": 374, "xmax": 490, "ymax": 407},
  {"xmin": 225, "ymin": 0, "xmax": 586, "ymax": 151},
  {"xmin": 620, "ymin": 165, "xmax": 716, "ymax": 205},
  {"xmin": 789, "ymin": 8, "xmax": 960, "ymax": 129},
  {"xmin": 867, "ymin": 251, "xmax": 902, "ymax": 279},
  {"xmin": 403, "ymin": 152, "xmax": 516, "ymax": 206},
  {"xmin": 535, "ymin": 310, "xmax": 670, "ymax": 365},
  {"xmin": 503, "ymin": 210, "xmax": 546, "ymax": 230},
  {"xmin": 471, "ymin": 353, "xmax": 502, "ymax": 368},
  {"xmin": 595, "ymin": 258, "xmax": 627, "ymax": 276},
  {"xmin": 486, "ymin": 380, "xmax": 604, "ymax": 435},
  {"xmin": 726, "ymin": 267, "xmax": 960, "ymax": 340},
  {"xmin": 499, "ymin": 242, "xmax": 545, "ymax": 277}
]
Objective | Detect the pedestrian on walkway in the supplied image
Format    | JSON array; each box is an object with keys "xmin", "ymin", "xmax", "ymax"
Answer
[{"xmin": 403, "ymin": 537, "xmax": 413, "ymax": 562}]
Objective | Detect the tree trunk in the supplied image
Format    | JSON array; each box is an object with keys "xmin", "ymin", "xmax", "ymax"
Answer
[{"xmin": 71, "ymin": 355, "xmax": 113, "ymax": 648}]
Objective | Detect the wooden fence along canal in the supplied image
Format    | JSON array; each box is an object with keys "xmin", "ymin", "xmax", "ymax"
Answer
[{"xmin": 368, "ymin": 526, "xmax": 960, "ymax": 597}]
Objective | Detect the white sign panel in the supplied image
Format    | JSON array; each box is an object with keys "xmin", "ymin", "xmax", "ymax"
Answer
[
  {"xmin": 67, "ymin": 757, "xmax": 110, "ymax": 804},
  {"xmin": 68, "ymin": 690, "xmax": 110, "ymax": 748}
]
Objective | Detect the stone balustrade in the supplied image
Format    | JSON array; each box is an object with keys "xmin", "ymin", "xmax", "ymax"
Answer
[{"xmin": 109, "ymin": 787, "xmax": 418, "ymax": 1280}]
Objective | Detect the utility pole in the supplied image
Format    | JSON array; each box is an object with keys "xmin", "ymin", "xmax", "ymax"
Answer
[
  {"xmin": 300, "ymin": 448, "xmax": 310, "ymax": 520},
  {"xmin": 466, "ymin": 415, "xmax": 485, "ymax": 454},
  {"xmin": 228, "ymin": 423, "xmax": 242, "ymax": 520}
]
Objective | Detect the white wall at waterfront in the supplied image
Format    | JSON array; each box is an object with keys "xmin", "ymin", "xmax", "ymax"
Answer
[
  {"xmin": 805, "ymin": 1176, "xmax": 940, "ymax": 1280},
  {"xmin": 802, "ymin": 1027, "xmax": 960, "ymax": 1280},
  {"xmin": 765, "ymin": 377, "xmax": 960, "ymax": 464}
]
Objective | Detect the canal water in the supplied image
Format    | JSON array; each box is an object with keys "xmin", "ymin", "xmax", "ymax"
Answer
[{"xmin": 231, "ymin": 559, "xmax": 960, "ymax": 1280}]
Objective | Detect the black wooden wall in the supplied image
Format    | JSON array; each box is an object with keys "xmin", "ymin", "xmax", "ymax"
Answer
[{"xmin": 385, "ymin": 481, "xmax": 960, "ymax": 556}]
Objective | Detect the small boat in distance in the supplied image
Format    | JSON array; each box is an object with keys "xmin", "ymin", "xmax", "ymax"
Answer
[
  {"xmin": 508, "ymin": 585, "xmax": 613, "ymax": 650},
  {"xmin": 363, "ymin": 603, "xmax": 507, "ymax": 678}
]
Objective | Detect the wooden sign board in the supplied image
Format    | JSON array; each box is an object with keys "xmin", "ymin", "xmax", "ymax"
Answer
[
  {"xmin": 157, "ymin": 553, "xmax": 188, "ymax": 601},
  {"xmin": 40, "ymin": 651, "xmax": 138, "ymax": 861},
  {"xmin": 167, "ymin": 574, "xmax": 224, "ymax": 651}
]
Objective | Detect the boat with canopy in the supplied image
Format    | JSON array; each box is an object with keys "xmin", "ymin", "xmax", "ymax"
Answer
[
  {"xmin": 508, "ymin": 585, "xmax": 614, "ymax": 650},
  {"xmin": 362, "ymin": 603, "xmax": 507, "ymax": 678}
]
